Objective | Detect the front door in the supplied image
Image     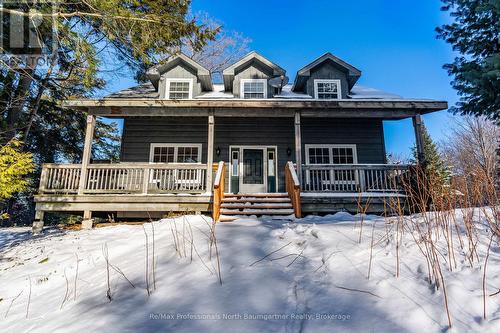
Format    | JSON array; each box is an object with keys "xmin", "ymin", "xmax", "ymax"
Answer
[{"xmin": 241, "ymin": 148, "xmax": 266, "ymax": 193}]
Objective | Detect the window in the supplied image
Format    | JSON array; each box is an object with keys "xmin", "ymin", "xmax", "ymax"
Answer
[
  {"xmin": 305, "ymin": 144, "xmax": 357, "ymax": 165},
  {"xmin": 314, "ymin": 79, "xmax": 341, "ymax": 100},
  {"xmin": 150, "ymin": 144, "xmax": 201, "ymax": 163},
  {"xmin": 268, "ymin": 150, "xmax": 275, "ymax": 176},
  {"xmin": 241, "ymin": 79, "xmax": 267, "ymax": 99},
  {"xmin": 231, "ymin": 151, "xmax": 239, "ymax": 176},
  {"xmin": 166, "ymin": 79, "xmax": 193, "ymax": 99}
]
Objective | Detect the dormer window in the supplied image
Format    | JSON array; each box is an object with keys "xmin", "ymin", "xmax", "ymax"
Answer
[
  {"xmin": 314, "ymin": 79, "xmax": 341, "ymax": 99},
  {"xmin": 241, "ymin": 79, "xmax": 267, "ymax": 99},
  {"xmin": 166, "ymin": 78, "xmax": 193, "ymax": 99}
]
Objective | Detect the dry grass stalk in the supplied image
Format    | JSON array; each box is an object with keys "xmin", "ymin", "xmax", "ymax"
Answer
[
  {"xmin": 4, "ymin": 290, "xmax": 22, "ymax": 318},
  {"xmin": 102, "ymin": 243, "xmax": 112, "ymax": 301},
  {"xmin": 142, "ymin": 225, "xmax": 151, "ymax": 296}
]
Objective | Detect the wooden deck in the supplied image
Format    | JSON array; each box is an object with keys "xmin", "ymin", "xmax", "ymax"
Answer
[{"xmin": 34, "ymin": 162, "xmax": 409, "ymax": 222}]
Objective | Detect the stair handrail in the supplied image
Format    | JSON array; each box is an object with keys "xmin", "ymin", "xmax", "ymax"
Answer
[
  {"xmin": 213, "ymin": 161, "xmax": 226, "ymax": 222},
  {"xmin": 285, "ymin": 161, "xmax": 301, "ymax": 218}
]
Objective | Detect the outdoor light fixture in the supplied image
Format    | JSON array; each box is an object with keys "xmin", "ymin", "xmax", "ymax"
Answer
[
  {"xmin": 216, "ymin": 147, "xmax": 221, "ymax": 156},
  {"xmin": 287, "ymin": 148, "xmax": 292, "ymax": 156}
]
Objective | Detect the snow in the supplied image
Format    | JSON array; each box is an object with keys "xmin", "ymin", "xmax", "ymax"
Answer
[
  {"xmin": 348, "ymin": 85, "xmax": 403, "ymax": 99},
  {"xmin": 301, "ymin": 191, "xmax": 406, "ymax": 198},
  {"xmin": 274, "ymin": 84, "xmax": 312, "ymax": 99},
  {"xmin": 196, "ymin": 84, "xmax": 234, "ymax": 99},
  {"xmin": 1, "ymin": 209, "xmax": 499, "ymax": 333}
]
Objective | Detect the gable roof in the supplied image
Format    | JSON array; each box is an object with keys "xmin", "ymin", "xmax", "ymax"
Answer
[
  {"xmin": 292, "ymin": 52, "xmax": 362, "ymax": 92},
  {"xmin": 146, "ymin": 53, "xmax": 212, "ymax": 91},
  {"xmin": 222, "ymin": 51, "xmax": 286, "ymax": 91}
]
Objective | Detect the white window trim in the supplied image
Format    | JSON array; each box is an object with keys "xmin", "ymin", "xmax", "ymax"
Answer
[
  {"xmin": 240, "ymin": 78, "xmax": 267, "ymax": 99},
  {"xmin": 149, "ymin": 143, "xmax": 202, "ymax": 163},
  {"xmin": 304, "ymin": 144, "xmax": 358, "ymax": 186},
  {"xmin": 304, "ymin": 144, "xmax": 358, "ymax": 165},
  {"xmin": 165, "ymin": 78, "xmax": 193, "ymax": 100},
  {"xmin": 314, "ymin": 79, "xmax": 341, "ymax": 100}
]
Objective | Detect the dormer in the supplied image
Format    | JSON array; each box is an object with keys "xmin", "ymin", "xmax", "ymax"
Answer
[
  {"xmin": 292, "ymin": 53, "xmax": 361, "ymax": 99},
  {"xmin": 146, "ymin": 54, "xmax": 213, "ymax": 99},
  {"xmin": 223, "ymin": 51, "xmax": 286, "ymax": 98}
]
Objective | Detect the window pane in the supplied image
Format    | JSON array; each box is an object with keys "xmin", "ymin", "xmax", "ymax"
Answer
[
  {"xmin": 177, "ymin": 146, "xmax": 199, "ymax": 163},
  {"xmin": 332, "ymin": 147, "xmax": 354, "ymax": 164},
  {"xmin": 243, "ymin": 81, "xmax": 265, "ymax": 99},
  {"xmin": 316, "ymin": 81, "xmax": 339, "ymax": 99},
  {"xmin": 308, "ymin": 147, "xmax": 330, "ymax": 164},
  {"xmin": 169, "ymin": 81, "xmax": 190, "ymax": 99}
]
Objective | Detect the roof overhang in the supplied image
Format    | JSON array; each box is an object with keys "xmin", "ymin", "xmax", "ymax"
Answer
[
  {"xmin": 292, "ymin": 53, "xmax": 362, "ymax": 92},
  {"xmin": 222, "ymin": 51, "xmax": 286, "ymax": 91},
  {"xmin": 63, "ymin": 99, "xmax": 447, "ymax": 120},
  {"xmin": 146, "ymin": 53, "xmax": 212, "ymax": 91}
]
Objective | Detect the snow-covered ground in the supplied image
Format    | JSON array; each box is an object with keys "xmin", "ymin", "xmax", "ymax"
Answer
[{"xmin": 0, "ymin": 210, "xmax": 499, "ymax": 333}]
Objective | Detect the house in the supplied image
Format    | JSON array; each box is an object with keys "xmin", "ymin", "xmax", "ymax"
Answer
[{"xmin": 32, "ymin": 51, "xmax": 447, "ymax": 231}]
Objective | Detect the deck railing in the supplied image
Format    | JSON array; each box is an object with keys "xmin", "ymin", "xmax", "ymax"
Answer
[
  {"xmin": 39, "ymin": 163, "xmax": 208, "ymax": 194},
  {"xmin": 285, "ymin": 161, "xmax": 301, "ymax": 217},
  {"xmin": 301, "ymin": 164, "xmax": 410, "ymax": 193},
  {"xmin": 212, "ymin": 161, "xmax": 226, "ymax": 222}
]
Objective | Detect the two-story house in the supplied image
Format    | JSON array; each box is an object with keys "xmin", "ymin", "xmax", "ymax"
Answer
[{"xmin": 33, "ymin": 51, "xmax": 447, "ymax": 230}]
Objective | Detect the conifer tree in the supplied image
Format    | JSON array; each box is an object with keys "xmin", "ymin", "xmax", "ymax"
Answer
[{"xmin": 436, "ymin": 0, "xmax": 499, "ymax": 121}]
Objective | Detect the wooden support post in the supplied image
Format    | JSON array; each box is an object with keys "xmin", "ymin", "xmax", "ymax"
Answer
[
  {"xmin": 78, "ymin": 115, "xmax": 96, "ymax": 194},
  {"xmin": 412, "ymin": 114, "xmax": 425, "ymax": 164},
  {"xmin": 82, "ymin": 210, "xmax": 93, "ymax": 229},
  {"xmin": 206, "ymin": 113, "xmax": 215, "ymax": 191},
  {"xmin": 32, "ymin": 210, "xmax": 44, "ymax": 234},
  {"xmin": 294, "ymin": 111, "xmax": 302, "ymax": 181}
]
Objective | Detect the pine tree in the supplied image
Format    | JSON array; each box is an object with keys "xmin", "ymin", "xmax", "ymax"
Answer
[
  {"xmin": 436, "ymin": 0, "xmax": 500, "ymax": 121},
  {"xmin": 412, "ymin": 125, "xmax": 450, "ymax": 184}
]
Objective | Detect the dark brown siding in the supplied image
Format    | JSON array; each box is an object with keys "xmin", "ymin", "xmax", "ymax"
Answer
[
  {"xmin": 215, "ymin": 117, "xmax": 295, "ymax": 192},
  {"xmin": 306, "ymin": 61, "xmax": 350, "ymax": 98},
  {"xmin": 121, "ymin": 117, "xmax": 209, "ymax": 162},
  {"xmin": 301, "ymin": 118, "xmax": 386, "ymax": 164},
  {"xmin": 120, "ymin": 116, "xmax": 386, "ymax": 191}
]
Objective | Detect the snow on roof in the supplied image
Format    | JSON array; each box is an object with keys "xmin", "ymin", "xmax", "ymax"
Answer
[
  {"xmin": 105, "ymin": 82, "xmax": 158, "ymax": 99},
  {"xmin": 195, "ymin": 84, "xmax": 234, "ymax": 99},
  {"xmin": 104, "ymin": 82, "xmax": 424, "ymax": 102},
  {"xmin": 348, "ymin": 85, "xmax": 402, "ymax": 99},
  {"xmin": 274, "ymin": 84, "xmax": 312, "ymax": 99}
]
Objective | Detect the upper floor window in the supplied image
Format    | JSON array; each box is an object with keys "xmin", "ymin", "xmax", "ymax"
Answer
[
  {"xmin": 166, "ymin": 78, "xmax": 193, "ymax": 99},
  {"xmin": 314, "ymin": 79, "xmax": 341, "ymax": 100},
  {"xmin": 241, "ymin": 79, "xmax": 267, "ymax": 99}
]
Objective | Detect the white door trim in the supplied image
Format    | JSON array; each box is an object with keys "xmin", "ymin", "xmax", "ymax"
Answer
[{"xmin": 229, "ymin": 145, "xmax": 278, "ymax": 193}]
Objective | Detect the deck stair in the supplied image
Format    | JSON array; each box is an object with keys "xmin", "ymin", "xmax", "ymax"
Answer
[{"xmin": 219, "ymin": 193, "xmax": 294, "ymax": 221}]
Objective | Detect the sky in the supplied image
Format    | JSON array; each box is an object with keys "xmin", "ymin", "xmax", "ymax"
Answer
[{"xmin": 107, "ymin": 0, "xmax": 460, "ymax": 159}]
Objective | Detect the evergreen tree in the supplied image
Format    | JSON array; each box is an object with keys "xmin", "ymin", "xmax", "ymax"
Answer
[
  {"xmin": 436, "ymin": 0, "xmax": 500, "ymax": 121},
  {"xmin": 412, "ymin": 125, "xmax": 450, "ymax": 183},
  {"xmin": 0, "ymin": 1, "xmax": 218, "ymax": 224}
]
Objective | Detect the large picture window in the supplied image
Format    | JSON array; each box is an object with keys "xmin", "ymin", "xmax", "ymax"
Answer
[
  {"xmin": 149, "ymin": 144, "xmax": 201, "ymax": 163},
  {"xmin": 166, "ymin": 79, "xmax": 193, "ymax": 99},
  {"xmin": 240, "ymin": 79, "xmax": 267, "ymax": 99},
  {"xmin": 314, "ymin": 79, "xmax": 341, "ymax": 100}
]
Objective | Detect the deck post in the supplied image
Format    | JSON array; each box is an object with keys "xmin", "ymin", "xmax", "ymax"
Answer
[
  {"xmin": 78, "ymin": 115, "xmax": 96, "ymax": 194},
  {"xmin": 294, "ymin": 111, "xmax": 302, "ymax": 182},
  {"xmin": 32, "ymin": 210, "xmax": 44, "ymax": 234},
  {"xmin": 206, "ymin": 113, "xmax": 215, "ymax": 191},
  {"xmin": 412, "ymin": 114, "xmax": 425, "ymax": 164}
]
